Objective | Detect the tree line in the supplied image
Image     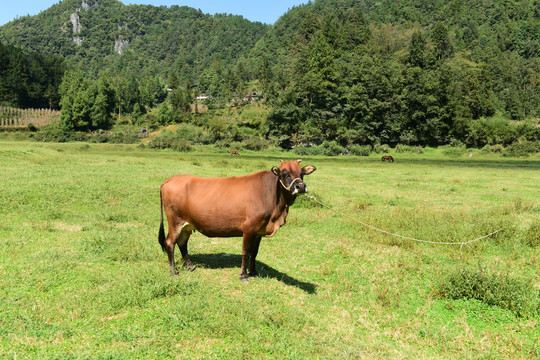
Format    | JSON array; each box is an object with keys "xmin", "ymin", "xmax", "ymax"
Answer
[{"xmin": 259, "ymin": 0, "xmax": 538, "ymax": 147}]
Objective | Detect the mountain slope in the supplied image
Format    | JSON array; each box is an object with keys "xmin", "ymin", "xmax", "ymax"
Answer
[{"xmin": 0, "ymin": 0, "xmax": 270, "ymax": 81}]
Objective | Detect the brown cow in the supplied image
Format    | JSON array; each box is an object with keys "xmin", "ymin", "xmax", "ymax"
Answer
[
  {"xmin": 159, "ymin": 160, "xmax": 316, "ymax": 280},
  {"xmin": 230, "ymin": 150, "xmax": 240, "ymax": 156},
  {"xmin": 381, "ymin": 155, "xmax": 394, "ymax": 163}
]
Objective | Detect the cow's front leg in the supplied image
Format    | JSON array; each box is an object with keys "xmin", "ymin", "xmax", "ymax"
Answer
[{"xmin": 240, "ymin": 231, "xmax": 257, "ymax": 281}]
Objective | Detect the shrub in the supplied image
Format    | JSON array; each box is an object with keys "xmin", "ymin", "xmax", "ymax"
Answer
[
  {"xmin": 322, "ymin": 141, "xmax": 346, "ymax": 156},
  {"xmin": 34, "ymin": 127, "xmax": 67, "ymax": 142},
  {"xmin": 481, "ymin": 144, "xmax": 504, "ymax": 153},
  {"xmin": 442, "ymin": 143, "xmax": 467, "ymax": 157},
  {"xmin": 148, "ymin": 130, "xmax": 175, "ymax": 149},
  {"xmin": 110, "ymin": 131, "xmax": 139, "ymax": 144},
  {"xmin": 395, "ymin": 144, "xmax": 424, "ymax": 153},
  {"xmin": 214, "ymin": 139, "xmax": 231, "ymax": 149},
  {"xmin": 176, "ymin": 124, "xmax": 214, "ymax": 145},
  {"xmin": 88, "ymin": 131, "xmax": 139, "ymax": 144},
  {"xmin": 148, "ymin": 129, "xmax": 193, "ymax": 151},
  {"xmin": 348, "ymin": 144, "xmax": 371, "ymax": 156},
  {"xmin": 242, "ymin": 136, "xmax": 269, "ymax": 151},
  {"xmin": 448, "ymin": 139, "xmax": 465, "ymax": 147},
  {"xmin": 27, "ymin": 123, "xmax": 38, "ymax": 132},
  {"xmin": 171, "ymin": 139, "xmax": 193, "ymax": 152},
  {"xmin": 502, "ymin": 141, "xmax": 540, "ymax": 158},
  {"xmin": 34, "ymin": 126, "xmax": 89, "ymax": 143},
  {"xmin": 373, "ymin": 143, "xmax": 390, "ymax": 154},
  {"xmin": 437, "ymin": 266, "xmax": 539, "ymax": 317},
  {"xmin": 466, "ymin": 115, "xmax": 519, "ymax": 147},
  {"xmin": 294, "ymin": 145, "xmax": 324, "ymax": 156},
  {"xmin": 89, "ymin": 133, "xmax": 109, "ymax": 143}
]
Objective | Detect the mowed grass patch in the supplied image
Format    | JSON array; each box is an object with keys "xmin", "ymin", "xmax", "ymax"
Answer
[{"xmin": 0, "ymin": 140, "xmax": 538, "ymax": 359}]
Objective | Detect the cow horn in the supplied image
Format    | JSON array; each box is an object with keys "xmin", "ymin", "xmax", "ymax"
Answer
[
  {"xmin": 280, "ymin": 159, "xmax": 284, "ymax": 163},
  {"xmin": 297, "ymin": 159, "xmax": 303, "ymax": 163}
]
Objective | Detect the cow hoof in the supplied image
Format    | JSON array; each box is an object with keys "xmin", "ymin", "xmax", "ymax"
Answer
[
  {"xmin": 171, "ymin": 269, "xmax": 179, "ymax": 276},
  {"xmin": 249, "ymin": 271, "xmax": 259, "ymax": 278},
  {"xmin": 186, "ymin": 264, "xmax": 196, "ymax": 272},
  {"xmin": 240, "ymin": 274, "xmax": 250, "ymax": 282}
]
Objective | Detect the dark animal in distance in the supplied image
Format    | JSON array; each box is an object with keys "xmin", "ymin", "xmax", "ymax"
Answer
[
  {"xmin": 381, "ymin": 155, "xmax": 394, "ymax": 163},
  {"xmin": 230, "ymin": 150, "xmax": 240, "ymax": 156},
  {"xmin": 159, "ymin": 160, "xmax": 317, "ymax": 280}
]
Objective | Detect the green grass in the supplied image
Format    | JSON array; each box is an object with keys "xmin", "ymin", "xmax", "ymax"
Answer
[{"xmin": 0, "ymin": 141, "xmax": 538, "ymax": 359}]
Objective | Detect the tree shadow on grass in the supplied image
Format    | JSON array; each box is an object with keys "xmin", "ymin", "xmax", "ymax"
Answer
[{"xmin": 190, "ymin": 253, "xmax": 317, "ymax": 294}]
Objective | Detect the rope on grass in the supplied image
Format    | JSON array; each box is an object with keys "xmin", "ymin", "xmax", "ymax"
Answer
[{"xmin": 303, "ymin": 194, "xmax": 503, "ymax": 253}]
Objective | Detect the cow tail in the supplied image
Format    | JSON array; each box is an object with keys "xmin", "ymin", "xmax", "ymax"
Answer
[{"xmin": 158, "ymin": 186, "xmax": 167, "ymax": 252}]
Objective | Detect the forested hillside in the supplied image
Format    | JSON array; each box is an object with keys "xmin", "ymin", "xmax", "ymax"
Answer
[
  {"xmin": 0, "ymin": 0, "xmax": 269, "ymax": 81},
  {"xmin": 0, "ymin": 0, "xmax": 538, "ymax": 148},
  {"xmin": 0, "ymin": 43, "xmax": 65, "ymax": 109},
  {"xmin": 257, "ymin": 0, "xmax": 539, "ymax": 146}
]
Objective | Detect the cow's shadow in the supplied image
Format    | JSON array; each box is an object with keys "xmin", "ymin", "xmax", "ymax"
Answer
[{"xmin": 190, "ymin": 253, "xmax": 317, "ymax": 294}]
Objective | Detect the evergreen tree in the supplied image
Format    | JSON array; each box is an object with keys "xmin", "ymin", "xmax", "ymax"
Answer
[
  {"xmin": 408, "ymin": 31, "xmax": 427, "ymax": 68},
  {"xmin": 431, "ymin": 22, "xmax": 453, "ymax": 62},
  {"xmin": 257, "ymin": 56, "xmax": 272, "ymax": 98}
]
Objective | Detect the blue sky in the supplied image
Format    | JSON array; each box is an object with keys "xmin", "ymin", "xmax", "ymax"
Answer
[{"xmin": 0, "ymin": 0, "xmax": 309, "ymax": 26}]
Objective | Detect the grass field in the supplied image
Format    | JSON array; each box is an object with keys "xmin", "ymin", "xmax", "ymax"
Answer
[{"xmin": 0, "ymin": 140, "xmax": 538, "ymax": 359}]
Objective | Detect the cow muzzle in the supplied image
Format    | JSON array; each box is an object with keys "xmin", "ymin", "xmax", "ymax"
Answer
[
  {"xmin": 291, "ymin": 182, "xmax": 307, "ymax": 195},
  {"xmin": 281, "ymin": 177, "xmax": 307, "ymax": 195}
]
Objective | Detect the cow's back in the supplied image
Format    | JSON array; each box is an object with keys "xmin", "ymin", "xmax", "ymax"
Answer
[{"xmin": 161, "ymin": 171, "xmax": 277, "ymax": 237}]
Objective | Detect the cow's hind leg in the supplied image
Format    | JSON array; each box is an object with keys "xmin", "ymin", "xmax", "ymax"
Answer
[
  {"xmin": 165, "ymin": 231, "xmax": 179, "ymax": 276},
  {"xmin": 177, "ymin": 227, "xmax": 195, "ymax": 271}
]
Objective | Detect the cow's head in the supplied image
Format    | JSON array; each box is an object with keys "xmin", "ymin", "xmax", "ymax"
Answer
[{"xmin": 271, "ymin": 160, "xmax": 316, "ymax": 195}]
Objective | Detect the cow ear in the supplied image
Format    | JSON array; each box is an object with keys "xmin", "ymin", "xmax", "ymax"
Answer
[
  {"xmin": 271, "ymin": 166, "xmax": 281, "ymax": 176},
  {"xmin": 301, "ymin": 165, "xmax": 316, "ymax": 176}
]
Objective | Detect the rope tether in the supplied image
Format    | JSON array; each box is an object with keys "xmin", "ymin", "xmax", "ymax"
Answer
[
  {"xmin": 303, "ymin": 194, "xmax": 503, "ymax": 253},
  {"xmin": 280, "ymin": 177, "xmax": 302, "ymax": 192}
]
